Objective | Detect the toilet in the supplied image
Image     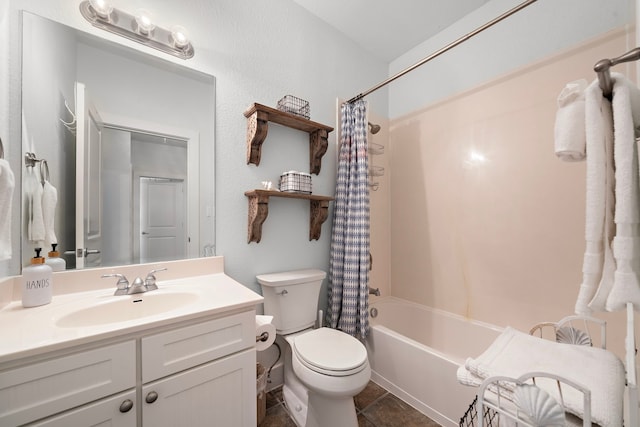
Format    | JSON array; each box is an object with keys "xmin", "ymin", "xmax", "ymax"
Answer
[{"xmin": 257, "ymin": 269, "xmax": 371, "ymax": 427}]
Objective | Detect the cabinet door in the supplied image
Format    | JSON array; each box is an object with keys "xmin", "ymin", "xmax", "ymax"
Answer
[
  {"xmin": 27, "ymin": 390, "xmax": 136, "ymax": 427},
  {"xmin": 142, "ymin": 348, "xmax": 256, "ymax": 427}
]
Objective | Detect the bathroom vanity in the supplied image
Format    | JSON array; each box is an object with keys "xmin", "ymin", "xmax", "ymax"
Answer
[{"xmin": 0, "ymin": 257, "xmax": 263, "ymax": 426}]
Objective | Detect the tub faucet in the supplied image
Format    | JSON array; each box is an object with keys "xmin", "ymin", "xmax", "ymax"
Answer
[{"xmin": 368, "ymin": 287, "xmax": 380, "ymax": 296}]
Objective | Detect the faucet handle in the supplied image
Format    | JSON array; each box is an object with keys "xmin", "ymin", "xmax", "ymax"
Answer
[
  {"xmin": 145, "ymin": 268, "xmax": 167, "ymax": 291},
  {"xmin": 102, "ymin": 273, "xmax": 129, "ymax": 296}
]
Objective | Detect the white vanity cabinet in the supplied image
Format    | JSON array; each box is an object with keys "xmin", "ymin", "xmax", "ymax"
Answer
[
  {"xmin": 140, "ymin": 311, "xmax": 257, "ymax": 426},
  {"xmin": 0, "ymin": 310, "xmax": 257, "ymax": 427}
]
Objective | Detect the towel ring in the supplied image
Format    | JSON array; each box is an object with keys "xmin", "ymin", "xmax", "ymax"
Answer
[
  {"xmin": 40, "ymin": 159, "xmax": 50, "ymax": 184},
  {"xmin": 0, "ymin": 137, "xmax": 3, "ymax": 159}
]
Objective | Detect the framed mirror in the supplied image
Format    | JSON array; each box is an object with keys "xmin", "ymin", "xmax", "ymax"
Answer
[{"xmin": 20, "ymin": 11, "xmax": 215, "ymax": 270}]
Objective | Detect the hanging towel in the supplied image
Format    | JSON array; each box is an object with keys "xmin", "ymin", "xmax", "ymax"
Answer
[
  {"xmin": 554, "ymin": 79, "xmax": 588, "ymax": 161},
  {"xmin": 457, "ymin": 327, "xmax": 625, "ymax": 427},
  {"xmin": 602, "ymin": 74, "xmax": 640, "ymax": 311},
  {"xmin": 42, "ymin": 180, "xmax": 58, "ymax": 248},
  {"xmin": 24, "ymin": 166, "xmax": 45, "ymax": 243},
  {"xmin": 0, "ymin": 159, "xmax": 15, "ymax": 261},
  {"xmin": 574, "ymin": 80, "xmax": 615, "ymax": 315}
]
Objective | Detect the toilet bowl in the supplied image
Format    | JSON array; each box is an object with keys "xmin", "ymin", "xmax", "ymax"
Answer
[{"xmin": 257, "ymin": 269, "xmax": 371, "ymax": 427}]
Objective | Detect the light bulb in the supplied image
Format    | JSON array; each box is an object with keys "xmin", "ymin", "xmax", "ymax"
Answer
[
  {"xmin": 89, "ymin": 0, "xmax": 113, "ymax": 19},
  {"xmin": 135, "ymin": 9, "xmax": 156, "ymax": 35},
  {"xmin": 171, "ymin": 25, "xmax": 190, "ymax": 49}
]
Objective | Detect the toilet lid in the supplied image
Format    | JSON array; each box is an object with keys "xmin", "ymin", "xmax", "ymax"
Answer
[{"xmin": 292, "ymin": 328, "xmax": 368, "ymax": 375}]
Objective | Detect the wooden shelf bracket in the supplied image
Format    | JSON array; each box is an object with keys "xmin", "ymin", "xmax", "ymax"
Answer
[
  {"xmin": 244, "ymin": 103, "xmax": 333, "ymax": 175},
  {"xmin": 245, "ymin": 190, "xmax": 334, "ymax": 243}
]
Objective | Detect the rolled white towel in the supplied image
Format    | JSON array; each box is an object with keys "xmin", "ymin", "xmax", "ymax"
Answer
[
  {"xmin": 554, "ymin": 79, "xmax": 588, "ymax": 161},
  {"xmin": 0, "ymin": 159, "xmax": 15, "ymax": 261}
]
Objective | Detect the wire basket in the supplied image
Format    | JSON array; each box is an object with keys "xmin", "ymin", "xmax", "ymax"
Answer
[
  {"xmin": 279, "ymin": 171, "xmax": 312, "ymax": 194},
  {"xmin": 459, "ymin": 396, "xmax": 499, "ymax": 427},
  {"xmin": 277, "ymin": 95, "xmax": 310, "ymax": 119}
]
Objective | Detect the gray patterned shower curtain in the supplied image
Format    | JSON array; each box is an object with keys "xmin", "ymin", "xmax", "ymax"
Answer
[{"xmin": 327, "ymin": 100, "xmax": 370, "ymax": 338}]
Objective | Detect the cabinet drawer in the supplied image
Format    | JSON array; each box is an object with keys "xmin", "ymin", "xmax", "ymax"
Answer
[
  {"xmin": 142, "ymin": 310, "xmax": 255, "ymax": 382},
  {"xmin": 0, "ymin": 340, "xmax": 135, "ymax": 426},
  {"xmin": 27, "ymin": 389, "xmax": 136, "ymax": 427}
]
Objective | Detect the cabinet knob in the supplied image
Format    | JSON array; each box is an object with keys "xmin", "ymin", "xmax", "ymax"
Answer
[
  {"xmin": 145, "ymin": 391, "xmax": 159, "ymax": 404},
  {"xmin": 119, "ymin": 399, "xmax": 134, "ymax": 413}
]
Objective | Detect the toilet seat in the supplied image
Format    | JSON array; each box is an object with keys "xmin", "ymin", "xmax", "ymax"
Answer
[{"xmin": 292, "ymin": 328, "xmax": 368, "ymax": 377}]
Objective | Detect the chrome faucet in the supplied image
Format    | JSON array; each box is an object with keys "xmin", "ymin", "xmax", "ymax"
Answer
[
  {"xmin": 144, "ymin": 268, "xmax": 167, "ymax": 291},
  {"xmin": 101, "ymin": 273, "xmax": 130, "ymax": 296},
  {"xmin": 102, "ymin": 268, "xmax": 167, "ymax": 295}
]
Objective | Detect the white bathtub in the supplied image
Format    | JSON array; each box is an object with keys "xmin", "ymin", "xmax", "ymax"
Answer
[{"xmin": 366, "ymin": 297, "xmax": 503, "ymax": 427}]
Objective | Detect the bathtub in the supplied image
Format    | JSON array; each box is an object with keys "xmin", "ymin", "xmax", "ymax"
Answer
[{"xmin": 366, "ymin": 297, "xmax": 503, "ymax": 427}]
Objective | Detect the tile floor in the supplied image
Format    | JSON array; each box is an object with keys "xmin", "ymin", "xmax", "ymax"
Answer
[{"xmin": 260, "ymin": 380, "xmax": 441, "ymax": 427}]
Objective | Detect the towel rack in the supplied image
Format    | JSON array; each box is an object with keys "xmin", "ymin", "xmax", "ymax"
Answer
[
  {"xmin": 594, "ymin": 47, "xmax": 640, "ymax": 99},
  {"xmin": 40, "ymin": 160, "xmax": 50, "ymax": 185}
]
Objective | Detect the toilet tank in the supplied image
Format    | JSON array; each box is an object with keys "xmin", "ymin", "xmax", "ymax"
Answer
[{"xmin": 257, "ymin": 269, "xmax": 326, "ymax": 335}]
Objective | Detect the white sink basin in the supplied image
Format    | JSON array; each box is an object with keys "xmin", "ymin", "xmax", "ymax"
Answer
[{"xmin": 55, "ymin": 291, "xmax": 199, "ymax": 328}]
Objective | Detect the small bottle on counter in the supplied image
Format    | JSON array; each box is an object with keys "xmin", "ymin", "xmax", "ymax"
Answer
[
  {"xmin": 45, "ymin": 243, "xmax": 66, "ymax": 272},
  {"xmin": 22, "ymin": 248, "xmax": 53, "ymax": 308}
]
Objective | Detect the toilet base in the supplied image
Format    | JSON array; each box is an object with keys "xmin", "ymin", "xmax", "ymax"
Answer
[
  {"xmin": 305, "ymin": 390, "xmax": 358, "ymax": 427},
  {"xmin": 283, "ymin": 384, "xmax": 307, "ymax": 427},
  {"xmin": 284, "ymin": 385, "xmax": 359, "ymax": 427}
]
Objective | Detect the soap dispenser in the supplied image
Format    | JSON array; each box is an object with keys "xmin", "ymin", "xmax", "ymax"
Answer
[
  {"xmin": 45, "ymin": 244, "xmax": 66, "ymax": 272},
  {"xmin": 22, "ymin": 248, "xmax": 53, "ymax": 308}
]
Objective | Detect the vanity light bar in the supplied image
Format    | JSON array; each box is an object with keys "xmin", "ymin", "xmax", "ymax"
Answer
[{"xmin": 79, "ymin": 1, "xmax": 194, "ymax": 60}]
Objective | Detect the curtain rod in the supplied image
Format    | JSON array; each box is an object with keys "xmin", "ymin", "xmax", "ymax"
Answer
[{"xmin": 346, "ymin": 0, "xmax": 539, "ymax": 104}]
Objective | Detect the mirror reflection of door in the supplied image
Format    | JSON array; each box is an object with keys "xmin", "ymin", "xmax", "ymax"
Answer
[
  {"xmin": 75, "ymin": 82, "xmax": 103, "ymax": 269},
  {"xmin": 101, "ymin": 128, "xmax": 189, "ymax": 267},
  {"xmin": 139, "ymin": 177, "xmax": 186, "ymax": 263}
]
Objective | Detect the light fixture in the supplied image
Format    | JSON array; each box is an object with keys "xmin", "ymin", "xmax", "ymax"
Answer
[
  {"xmin": 79, "ymin": 1, "xmax": 194, "ymax": 60},
  {"xmin": 134, "ymin": 9, "xmax": 156, "ymax": 35},
  {"xmin": 170, "ymin": 25, "xmax": 189, "ymax": 49}
]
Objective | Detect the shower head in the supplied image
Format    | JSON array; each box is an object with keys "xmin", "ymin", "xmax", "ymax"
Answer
[{"xmin": 368, "ymin": 122, "xmax": 381, "ymax": 134}]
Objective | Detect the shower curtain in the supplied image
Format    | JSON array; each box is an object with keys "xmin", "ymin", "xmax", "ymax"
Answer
[{"xmin": 327, "ymin": 100, "xmax": 370, "ymax": 339}]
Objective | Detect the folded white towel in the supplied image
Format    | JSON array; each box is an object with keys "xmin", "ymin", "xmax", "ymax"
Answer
[
  {"xmin": 0, "ymin": 159, "xmax": 15, "ymax": 261},
  {"xmin": 604, "ymin": 74, "xmax": 640, "ymax": 311},
  {"xmin": 25, "ymin": 167, "xmax": 44, "ymax": 243},
  {"xmin": 554, "ymin": 79, "xmax": 588, "ymax": 161},
  {"xmin": 575, "ymin": 80, "xmax": 615, "ymax": 315},
  {"xmin": 42, "ymin": 180, "xmax": 58, "ymax": 248},
  {"xmin": 459, "ymin": 327, "xmax": 624, "ymax": 427}
]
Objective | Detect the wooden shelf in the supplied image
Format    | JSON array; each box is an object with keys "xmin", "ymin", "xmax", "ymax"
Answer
[
  {"xmin": 244, "ymin": 190, "xmax": 334, "ymax": 243},
  {"xmin": 244, "ymin": 103, "xmax": 334, "ymax": 175}
]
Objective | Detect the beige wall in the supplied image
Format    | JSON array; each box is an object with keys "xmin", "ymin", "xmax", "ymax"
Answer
[
  {"xmin": 387, "ymin": 28, "xmax": 638, "ymax": 360},
  {"xmin": 368, "ymin": 111, "xmax": 391, "ymax": 298}
]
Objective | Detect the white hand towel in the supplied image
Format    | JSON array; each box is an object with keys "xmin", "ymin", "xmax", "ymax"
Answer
[
  {"xmin": 461, "ymin": 327, "xmax": 624, "ymax": 427},
  {"xmin": 42, "ymin": 180, "xmax": 58, "ymax": 248},
  {"xmin": 0, "ymin": 159, "xmax": 15, "ymax": 261},
  {"xmin": 554, "ymin": 79, "xmax": 588, "ymax": 161},
  {"xmin": 575, "ymin": 80, "xmax": 614, "ymax": 315},
  {"xmin": 25, "ymin": 167, "xmax": 45, "ymax": 243},
  {"xmin": 604, "ymin": 74, "xmax": 640, "ymax": 311}
]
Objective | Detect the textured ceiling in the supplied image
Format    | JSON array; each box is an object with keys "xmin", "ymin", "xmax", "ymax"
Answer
[{"xmin": 293, "ymin": 0, "xmax": 491, "ymax": 62}]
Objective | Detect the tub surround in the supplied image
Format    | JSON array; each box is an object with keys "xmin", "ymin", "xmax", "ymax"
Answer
[
  {"xmin": 0, "ymin": 256, "xmax": 263, "ymax": 364},
  {"xmin": 366, "ymin": 296, "xmax": 502, "ymax": 427}
]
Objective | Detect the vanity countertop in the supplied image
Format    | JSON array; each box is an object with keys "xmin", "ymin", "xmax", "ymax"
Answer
[{"xmin": 0, "ymin": 258, "xmax": 263, "ymax": 364}]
